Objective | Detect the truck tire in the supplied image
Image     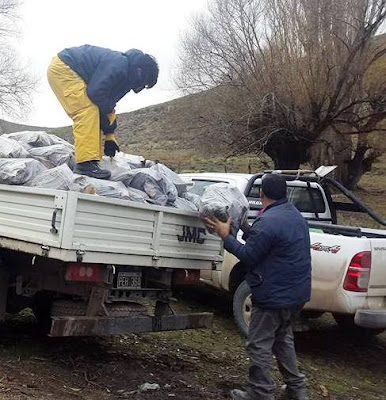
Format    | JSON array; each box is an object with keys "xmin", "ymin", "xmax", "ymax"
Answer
[
  {"xmin": 233, "ymin": 280, "xmax": 252, "ymax": 337},
  {"xmin": 332, "ymin": 313, "xmax": 385, "ymax": 337},
  {"xmin": 51, "ymin": 300, "xmax": 148, "ymax": 317}
]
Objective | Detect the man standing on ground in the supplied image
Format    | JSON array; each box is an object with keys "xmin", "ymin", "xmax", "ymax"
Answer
[
  {"xmin": 204, "ymin": 174, "xmax": 311, "ymax": 400},
  {"xmin": 47, "ymin": 45, "xmax": 159, "ymax": 179}
]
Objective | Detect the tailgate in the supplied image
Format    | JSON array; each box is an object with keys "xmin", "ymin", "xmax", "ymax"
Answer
[{"xmin": 368, "ymin": 240, "xmax": 386, "ymax": 296}]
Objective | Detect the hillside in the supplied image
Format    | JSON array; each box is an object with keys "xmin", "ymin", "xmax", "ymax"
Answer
[
  {"xmin": 46, "ymin": 93, "xmax": 206, "ymax": 148},
  {"xmin": 0, "ymin": 119, "xmax": 50, "ymax": 135}
]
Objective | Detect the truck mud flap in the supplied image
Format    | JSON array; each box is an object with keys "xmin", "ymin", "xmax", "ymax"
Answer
[{"xmin": 49, "ymin": 313, "xmax": 213, "ymax": 337}]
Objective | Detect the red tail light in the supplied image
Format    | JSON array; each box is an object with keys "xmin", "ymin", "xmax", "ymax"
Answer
[
  {"xmin": 343, "ymin": 251, "xmax": 371, "ymax": 292},
  {"xmin": 65, "ymin": 263, "xmax": 101, "ymax": 282}
]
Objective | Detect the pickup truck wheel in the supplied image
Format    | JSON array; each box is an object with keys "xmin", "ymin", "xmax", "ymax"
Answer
[
  {"xmin": 233, "ymin": 280, "xmax": 252, "ymax": 337},
  {"xmin": 332, "ymin": 313, "xmax": 385, "ymax": 337}
]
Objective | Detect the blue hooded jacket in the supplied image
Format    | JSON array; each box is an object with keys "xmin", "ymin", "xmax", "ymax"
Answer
[
  {"xmin": 224, "ymin": 199, "xmax": 311, "ymax": 309},
  {"xmin": 58, "ymin": 45, "xmax": 144, "ymax": 133}
]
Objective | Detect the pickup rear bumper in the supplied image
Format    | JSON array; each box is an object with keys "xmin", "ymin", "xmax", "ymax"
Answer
[{"xmin": 355, "ymin": 309, "xmax": 386, "ymax": 329}]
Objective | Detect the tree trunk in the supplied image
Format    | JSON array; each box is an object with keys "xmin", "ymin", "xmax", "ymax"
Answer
[
  {"xmin": 264, "ymin": 131, "xmax": 310, "ymax": 169},
  {"xmin": 310, "ymin": 130, "xmax": 352, "ymax": 184},
  {"xmin": 311, "ymin": 131, "xmax": 382, "ymax": 189},
  {"xmin": 345, "ymin": 137, "xmax": 381, "ymax": 190}
]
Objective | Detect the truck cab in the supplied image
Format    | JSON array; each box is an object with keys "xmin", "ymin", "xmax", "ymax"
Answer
[{"xmin": 180, "ymin": 172, "xmax": 333, "ymax": 223}]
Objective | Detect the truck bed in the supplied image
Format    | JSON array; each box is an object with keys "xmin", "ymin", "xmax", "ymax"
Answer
[{"xmin": 0, "ymin": 185, "xmax": 223, "ymax": 269}]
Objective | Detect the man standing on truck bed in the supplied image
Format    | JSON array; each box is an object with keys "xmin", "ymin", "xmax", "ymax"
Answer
[
  {"xmin": 47, "ymin": 45, "xmax": 159, "ymax": 179},
  {"xmin": 204, "ymin": 174, "xmax": 311, "ymax": 400}
]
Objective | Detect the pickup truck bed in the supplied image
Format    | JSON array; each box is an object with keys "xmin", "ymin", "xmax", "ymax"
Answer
[{"xmin": 0, "ymin": 184, "xmax": 222, "ymax": 269}]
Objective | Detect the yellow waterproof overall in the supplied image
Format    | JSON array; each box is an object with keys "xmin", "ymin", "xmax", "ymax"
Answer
[{"xmin": 47, "ymin": 56, "xmax": 102, "ymax": 163}]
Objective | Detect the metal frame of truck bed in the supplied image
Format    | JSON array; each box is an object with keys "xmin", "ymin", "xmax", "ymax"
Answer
[{"xmin": 0, "ymin": 184, "xmax": 223, "ymax": 269}]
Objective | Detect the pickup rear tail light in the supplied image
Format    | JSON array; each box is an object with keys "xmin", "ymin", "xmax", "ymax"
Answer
[
  {"xmin": 65, "ymin": 263, "xmax": 102, "ymax": 283},
  {"xmin": 343, "ymin": 251, "xmax": 371, "ymax": 292}
]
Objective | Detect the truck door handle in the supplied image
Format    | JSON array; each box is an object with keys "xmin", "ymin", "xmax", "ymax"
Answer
[{"xmin": 50, "ymin": 209, "xmax": 59, "ymax": 234}]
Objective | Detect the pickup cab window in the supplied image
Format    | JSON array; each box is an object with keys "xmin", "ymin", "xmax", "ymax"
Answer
[
  {"xmin": 187, "ymin": 180, "xmax": 228, "ymax": 196},
  {"xmin": 248, "ymin": 185, "xmax": 326, "ymax": 214},
  {"xmin": 288, "ymin": 187, "xmax": 326, "ymax": 213}
]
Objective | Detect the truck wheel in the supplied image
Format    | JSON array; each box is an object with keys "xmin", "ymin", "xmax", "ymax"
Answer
[
  {"xmin": 332, "ymin": 313, "xmax": 385, "ymax": 337},
  {"xmin": 233, "ymin": 280, "xmax": 252, "ymax": 337}
]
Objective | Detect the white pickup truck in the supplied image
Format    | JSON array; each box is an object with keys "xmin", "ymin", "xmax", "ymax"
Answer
[
  {"xmin": 0, "ymin": 184, "xmax": 223, "ymax": 336},
  {"xmin": 180, "ymin": 170, "xmax": 386, "ymax": 337}
]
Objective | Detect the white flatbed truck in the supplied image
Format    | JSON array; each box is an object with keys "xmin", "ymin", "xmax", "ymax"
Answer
[{"xmin": 0, "ymin": 185, "xmax": 223, "ymax": 337}]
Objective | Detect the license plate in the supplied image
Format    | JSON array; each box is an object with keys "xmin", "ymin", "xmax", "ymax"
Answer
[{"xmin": 117, "ymin": 272, "xmax": 142, "ymax": 289}]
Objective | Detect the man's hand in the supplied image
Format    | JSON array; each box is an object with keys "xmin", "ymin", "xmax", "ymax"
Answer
[
  {"xmin": 104, "ymin": 138, "xmax": 120, "ymax": 157},
  {"xmin": 203, "ymin": 216, "xmax": 231, "ymax": 239}
]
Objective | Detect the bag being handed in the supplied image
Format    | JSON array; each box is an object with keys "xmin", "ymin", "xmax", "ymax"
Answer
[{"xmin": 199, "ymin": 182, "xmax": 249, "ymax": 236}]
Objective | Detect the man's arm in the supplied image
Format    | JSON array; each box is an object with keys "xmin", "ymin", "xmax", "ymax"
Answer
[
  {"xmin": 100, "ymin": 111, "xmax": 117, "ymax": 135},
  {"xmin": 87, "ymin": 57, "xmax": 127, "ymax": 114},
  {"xmin": 203, "ymin": 217, "xmax": 273, "ymax": 270},
  {"xmin": 223, "ymin": 223, "xmax": 272, "ymax": 270}
]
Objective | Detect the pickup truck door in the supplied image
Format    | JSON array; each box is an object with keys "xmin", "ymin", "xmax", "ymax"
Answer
[{"xmin": 368, "ymin": 240, "xmax": 386, "ymax": 296}]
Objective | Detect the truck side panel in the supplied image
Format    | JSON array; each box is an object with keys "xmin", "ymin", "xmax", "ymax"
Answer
[
  {"xmin": 0, "ymin": 186, "xmax": 223, "ymax": 271},
  {"xmin": 66, "ymin": 194, "xmax": 157, "ymax": 254}
]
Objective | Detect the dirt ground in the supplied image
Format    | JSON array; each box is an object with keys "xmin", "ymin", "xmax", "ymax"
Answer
[{"xmin": 0, "ymin": 287, "xmax": 384, "ymax": 400}]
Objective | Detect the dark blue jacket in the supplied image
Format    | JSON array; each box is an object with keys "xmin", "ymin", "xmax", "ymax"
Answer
[
  {"xmin": 58, "ymin": 45, "xmax": 143, "ymax": 133},
  {"xmin": 224, "ymin": 199, "xmax": 311, "ymax": 309}
]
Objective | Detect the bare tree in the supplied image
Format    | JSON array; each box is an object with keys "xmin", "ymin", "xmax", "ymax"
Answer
[
  {"xmin": 0, "ymin": 0, "xmax": 36, "ymax": 118},
  {"xmin": 177, "ymin": 0, "xmax": 386, "ymax": 187}
]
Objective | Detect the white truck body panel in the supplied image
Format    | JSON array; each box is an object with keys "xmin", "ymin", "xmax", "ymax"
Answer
[{"xmin": 0, "ymin": 185, "xmax": 223, "ymax": 269}]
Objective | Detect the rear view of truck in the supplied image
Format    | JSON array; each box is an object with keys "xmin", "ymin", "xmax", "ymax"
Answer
[
  {"xmin": 307, "ymin": 223, "xmax": 386, "ymax": 334},
  {"xmin": 0, "ymin": 185, "xmax": 223, "ymax": 336}
]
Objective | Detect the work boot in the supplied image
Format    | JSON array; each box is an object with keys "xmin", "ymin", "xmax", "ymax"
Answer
[
  {"xmin": 74, "ymin": 161, "xmax": 111, "ymax": 180},
  {"xmin": 279, "ymin": 385, "xmax": 309, "ymax": 400},
  {"xmin": 230, "ymin": 389, "xmax": 255, "ymax": 400}
]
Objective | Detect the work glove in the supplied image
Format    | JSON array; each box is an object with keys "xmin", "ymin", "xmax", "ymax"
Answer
[{"xmin": 104, "ymin": 135, "xmax": 120, "ymax": 157}]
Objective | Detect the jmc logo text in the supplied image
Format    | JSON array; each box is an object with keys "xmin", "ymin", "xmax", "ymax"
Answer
[{"xmin": 177, "ymin": 226, "xmax": 206, "ymax": 244}]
